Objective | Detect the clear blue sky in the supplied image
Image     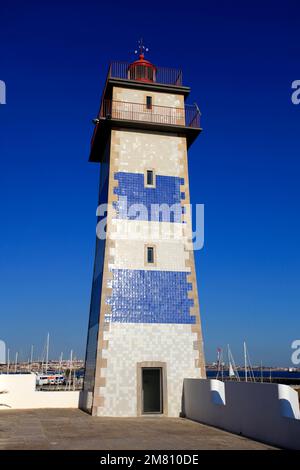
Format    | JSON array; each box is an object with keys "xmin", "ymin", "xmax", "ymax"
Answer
[{"xmin": 1, "ymin": 1, "xmax": 299, "ymax": 366}]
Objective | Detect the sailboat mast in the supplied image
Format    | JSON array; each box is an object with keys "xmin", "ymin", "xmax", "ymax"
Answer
[
  {"xmin": 7, "ymin": 348, "xmax": 10, "ymax": 374},
  {"xmin": 227, "ymin": 344, "xmax": 230, "ymax": 378},
  {"xmin": 216, "ymin": 347, "xmax": 222, "ymax": 380},
  {"xmin": 69, "ymin": 349, "xmax": 73, "ymax": 391},
  {"xmin": 73, "ymin": 355, "xmax": 76, "ymax": 391},
  {"xmin": 30, "ymin": 345, "xmax": 34, "ymax": 372},
  {"xmin": 244, "ymin": 341, "xmax": 248, "ymax": 382},
  {"xmin": 45, "ymin": 333, "xmax": 49, "ymax": 374},
  {"xmin": 15, "ymin": 351, "xmax": 18, "ymax": 373},
  {"xmin": 59, "ymin": 352, "xmax": 63, "ymax": 375}
]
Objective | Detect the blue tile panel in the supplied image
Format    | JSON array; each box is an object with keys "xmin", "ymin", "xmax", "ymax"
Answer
[
  {"xmin": 114, "ymin": 172, "xmax": 184, "ymax": 222},
  {"xmin": 106, "ymin": 269, "xmax": 195, "ymax": 324}
]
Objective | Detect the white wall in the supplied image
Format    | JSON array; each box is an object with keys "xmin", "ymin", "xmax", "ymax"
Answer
[
  {"xmin": 183, "ymin": 378, "xmax": 300, "ymax": 450},
  {"xmin": 0, "ymin": 374, "xmax": 80, "ymax": 410},
  {"xmin": 113, "ymin": 87, "xmax": 184, "ymax": 110}
]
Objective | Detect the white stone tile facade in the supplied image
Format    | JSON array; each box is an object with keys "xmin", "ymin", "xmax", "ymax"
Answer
[
  {"xmin": 111, "ymin": 129, "xmax": 185, "ymax": 176},
  {"xmin": 98, "ymin": 323, "xmax": 199, "ymax": 417},
  {"xmin": 113, "ymin": 87, "xmax": 184, "ymax": 110}
]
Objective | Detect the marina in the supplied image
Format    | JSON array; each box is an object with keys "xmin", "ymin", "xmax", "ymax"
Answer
[{"xmin": 206, "ymin": 369, "xmax": 300, "ymax": 386}]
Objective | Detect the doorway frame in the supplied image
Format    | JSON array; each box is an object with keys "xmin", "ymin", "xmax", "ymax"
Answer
[
  {"xmin": 142, "ymin": 367, "xmax": 162, "ymax": 414},
  {"xmin": 137, "ymin": 361, "xmax": 168, "ymax": 416}
]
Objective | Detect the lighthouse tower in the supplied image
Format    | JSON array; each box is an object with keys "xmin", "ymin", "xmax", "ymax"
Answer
[{"xmin": 83, "ymin": 43, "xmax": 206, "ymax": 417}]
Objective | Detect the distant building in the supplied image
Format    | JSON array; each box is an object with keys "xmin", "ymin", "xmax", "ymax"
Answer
[{"xmin": 82, "ymin": 45, "xmax": 205, "ymax": 417}]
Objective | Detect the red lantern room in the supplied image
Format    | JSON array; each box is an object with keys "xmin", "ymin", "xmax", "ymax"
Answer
[{"xmin": 128, "ymin": 39, "xmax": 157, "ymax": 83}]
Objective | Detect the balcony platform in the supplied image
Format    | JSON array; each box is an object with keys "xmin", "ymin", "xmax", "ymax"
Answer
[
  {"xmin": 89, "ymin": 100, "xmax": 202, "ymax": 162},
  {"xmin": 105, "ymin": 76, "xmax": 191, "ymax": 98},
  {"xmin": 89, "ymin": 117, "xmax": 201, "ymax": 163}
]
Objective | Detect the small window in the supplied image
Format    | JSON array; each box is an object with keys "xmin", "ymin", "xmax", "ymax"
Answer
[
  {"xmin": 145, "ymin": 169, "xmax": 155, "ymax": 188},
  {"xmin": 147, "ymin": 246, "xmax": 155, "ymax": 264},
  {"xmin": 146, "ymin": 170, "xmax": 154, "ymax": 186},
  {"xmin": 146, "ymin": 96, "xmax": 152, "ymax": 110}
]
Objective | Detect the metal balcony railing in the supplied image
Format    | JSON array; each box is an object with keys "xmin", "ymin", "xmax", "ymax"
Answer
[
  {"xmin": 100, "ymin": 100, "xmax": 200, "ymax": 129},
  {"xmin": 108, "ymin": 61, "xmax": 183, "ymax": 86}
]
